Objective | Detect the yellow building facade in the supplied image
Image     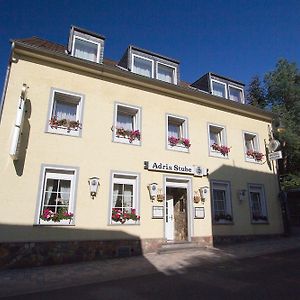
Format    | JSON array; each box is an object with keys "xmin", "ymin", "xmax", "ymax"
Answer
[{"xmin": 0, "ymin": 27, "xmax": 283, "ymax": 268}]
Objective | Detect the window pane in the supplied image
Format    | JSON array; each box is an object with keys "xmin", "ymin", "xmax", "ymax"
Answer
[
  {"xmin": 212, "ymin": 82, "xmax": 226, "ymax": 97},
  {"xmin": 123, "ymin": 184, "xmax": 133, "ymax": 207},
  {"xmin": 54, "ymin": 100, "xmax": 77, "ymax": 121},
  {"xmin": 133, "ymin": 57, "xmax": 152, "ymax": 77},
  {"xmin": 117, "ymin": 112, "xmax": 134, "ymax": 131},
  {"xmin": 229, "ymin": 87, "xmax": 242, "ymax": 102},
  {"xmin": 157, "ymin": 64, "xmax": 174, "ymax": 83},
  {"xmin": 168, "ymin": 123, "xmax": 180, "ymax": 138},
  {"xmin": 251, "ymin": 192, "xmax": 262, "ymax": 214},
  {"xmin": 74, "ymin": 38, "xmax": 98, "ymax": 62},
  {"xmin": 113, "ymin": 184, "xmax": 123, "ymax": 207}
]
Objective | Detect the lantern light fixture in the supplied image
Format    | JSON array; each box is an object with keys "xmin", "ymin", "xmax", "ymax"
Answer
[{"xmin": 88, "ymin": 176, "xmax": 100, "ymax": 199}]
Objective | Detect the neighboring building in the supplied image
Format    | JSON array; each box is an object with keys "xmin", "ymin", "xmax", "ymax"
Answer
[{"xmin": 0, "ymin": 26, "xmax": 283, "ymax": 268}]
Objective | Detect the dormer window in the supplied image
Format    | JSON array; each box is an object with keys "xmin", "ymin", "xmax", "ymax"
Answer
[
  {"xmin": 157, "ymin": 63, "xmax": 176, "ymax": 84},
  {"xmin": 72, "ymin": 36, "xmax": 100, "ymax": 63},
  {"xmin": 119, "ymin": 46, "xmax": 179, "ymax": 85},
  {"xmin": 229, "ymin": 85, "xmax": 244, "ymax": 102},
  {"xmin": 69, "ymin": 26, "xmax": 105, "ymax": 64},
  {"xmin": 132, "ymin": 55, "xmax": 153, "ymax": 78},
  {"xmin": 211, "ymin": 80, "xmax": 227, "ymax": 98}
]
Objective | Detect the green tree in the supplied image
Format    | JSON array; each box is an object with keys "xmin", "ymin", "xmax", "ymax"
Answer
[
  {"xmin": 264, "ymin": 59, "xmax": 300, "ymax": 189},
  {"xmin": 246, "ymin": 75, "xmax": 266, "ymax": 108}
]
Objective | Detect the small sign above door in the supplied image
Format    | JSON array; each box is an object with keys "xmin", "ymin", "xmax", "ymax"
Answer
[{"xmin": 144, "ymin": 161, "xmax": 208, "ymax": 177}]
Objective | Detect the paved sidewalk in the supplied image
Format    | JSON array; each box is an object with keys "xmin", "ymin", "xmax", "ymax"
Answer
[{"xmin": 1, "ymin": 236, "xmax": 300, "ymax": 298}]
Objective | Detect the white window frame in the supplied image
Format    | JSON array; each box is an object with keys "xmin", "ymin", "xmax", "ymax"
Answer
[
  {"xmin": 211, "ymin": 180, "xmax": 233, "ymax": 224},
  {"xmin": 47, "ymin": 89, "xmax": 83, "ymax": 137},
  {"xmin": 156, "ymin": 62, "xmax": 177, "ymax": 84},
  {"xmin": 228, "ymin": 84, "xmax": 244, "ymax": 103},
  {"xmin": 110, "ymin": 172, "xmax": 140, "ymax": 225},
  {"xmin": 71, "ymin": 35, "xmax": 101, "ymax": 63},
  {"xmin": 211, "ymin": 79, "xmax": 228, "ymax": 99},
  {"xmin": 243, "ymin": 131, "xmax": 260, "ymax": 163},
  {"xmin": 166, "ymin": 114, "xmax": 189, "ymax": 153},
  {"xmin": 35, "ymin": 166, "xmax": 77, "ymax": 226},
  {"xmin": 113, "ymin": 103, "xmax": 141, "ymax": 146},
  {"xmin": 208, "ymin": 123, "xmax": 228, "ymax": 158},
  {"xmin": 131, "ymin": 54, "xmax": 154, "ymax": 78},
  {"xmin": 248, "ymin": 184, "xmax": 268, "ymax": 223}
]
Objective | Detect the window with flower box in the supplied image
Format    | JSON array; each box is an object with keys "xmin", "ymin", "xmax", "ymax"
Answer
[
  {"xmin": 110, "ymin": 172, "xmax": 140, "ymax": 224},
  {"xmin": 208, "ymin": 124, "xmax": 230, "ymax": 157},
  {"xmin": 248, "ymin": 184, "xmax": 268, "ymax": 223},
  {"xmin": 211, "ymin": 180, "xmax": 233, "ymax": 224},
  {"xmin": 243, "ymin": 131, "xmax": 263, "ymax": 162},
  {"xmin": 113, "ymin": 103, "xmax": 141, "ymax": 145},
  {"xmin": 36, "ymin": 166, "xmax": 78, "ymax": 225},
  {"xmin": 167, "ymin": 114, "xmax": 190, "ymax": 152},
  {"xmin": 47, "ymin": 89, "xmax": 83, "ymax": 137}
]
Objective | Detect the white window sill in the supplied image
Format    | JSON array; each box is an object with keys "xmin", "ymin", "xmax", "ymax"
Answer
[
  {"xmin": 113, "ymin": 136, "xmax": 141, "ymax": 146},
  {"xmin": 245, "ymin": 157, "xmax": 262, "ymax": 164},
  {"xmin": 209, "ymin": 151, "xmax": 229, "ymax": 159},
  {"xmin": 167, "ymin": 144, "xmax": 189, "ymax": 153},
  {"xmin": 35, "ymin": 220, "xmax": 75, "ymax": 226},
  {"xmin": 110, "ymin": 220, "xmax": 140, "ymax": 225},
  {"xmin": 47, "ymin": 126, "xmax": 81, "ymax": 137}
]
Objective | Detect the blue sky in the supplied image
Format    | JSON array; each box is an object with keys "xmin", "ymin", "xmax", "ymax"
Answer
[{"xmin": 1, "ymin": 0, "xmax": 300, "ymax": 94}]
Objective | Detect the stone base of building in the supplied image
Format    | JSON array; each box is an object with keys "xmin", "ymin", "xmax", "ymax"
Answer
[
  {"xmin": 191, "ymin": 236, "xmax": 213, "ymax": 246},
  {"xmin": 0, "ymin": 238, "xmax": 165, "ymax": 270},
  {"xmin": 213, "ymin": 233, "xmax": 283, "ymax": 245},
  {"xmin": 0, "ymin": 236, "xmax": 214, "ymax": 270}
]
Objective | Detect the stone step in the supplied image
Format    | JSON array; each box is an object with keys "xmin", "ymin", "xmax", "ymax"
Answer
[{"xmin": 157, "ymin": 241, "xmax": 207, "ymax": 254}]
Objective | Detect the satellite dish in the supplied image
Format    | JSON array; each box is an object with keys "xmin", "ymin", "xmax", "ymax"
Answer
[{"xmin": 268, "ymin": 139, "xmax": 280, "ymax": 152}]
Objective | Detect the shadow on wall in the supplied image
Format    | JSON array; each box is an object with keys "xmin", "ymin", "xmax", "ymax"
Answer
[
  {"xmin": 209, "ymin": 164, "xmax": 283, "ymax": 242},
  {"xmin": 13, "ymin": 98, "xmax": 31, "ymax": 176},
  {"xmin": 0, "ymin": 223, "xmax": 150, "ymax": 270}
]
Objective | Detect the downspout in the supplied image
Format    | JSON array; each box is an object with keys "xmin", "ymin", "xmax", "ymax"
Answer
[{"xmin": 0, "ymin": 42, "xmax": 15, "ymax": 124}]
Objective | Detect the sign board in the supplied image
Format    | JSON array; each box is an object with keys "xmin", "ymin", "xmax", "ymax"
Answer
[
  {"xmin": 144, "ymin": 161, "xmax": 208, "ymax": 177},
  {"xmin": 268, "ymin": 151, "xmax": 282, "ymax": 161}
]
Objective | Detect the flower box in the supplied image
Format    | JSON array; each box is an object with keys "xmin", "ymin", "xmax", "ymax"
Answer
[
  {"xmin": 111, "ymin": 208, "xmax": 140, "ymax": 224},
  {"xmin": 252, "ymin": 215, "xmax": 268, "ymax": 221},
  {"xmin": 246, "ymin": 150, "xmax": 264, "ymax": 161},
  {"xmin": 214, "ymin": 214, "xmax": 233, "ymax": 222},
  {"xmin": 211, "ymin": 143, "xmax": 231, "ymax": 156},
  {"xmin": 168, "ymin": 136, "xmax": 191, "ymax": 148},
  {"xmin": 40, "ymin": 208, "xmax": 74, "ymax": 223},
  {"xmin": 49, "ymin": 117, "xmax": 82, "ymax": 132},
  {"xmin": 115, "ymin": 127, "xmax": 141, "ymax": 143}
]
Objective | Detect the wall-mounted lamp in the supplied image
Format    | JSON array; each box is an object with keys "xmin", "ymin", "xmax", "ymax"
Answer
[
  {"xmin": 88, "ymin": 177, "xmax": 100, "ymax": 199},
  {"xmin": 238, "ymin": 189, "xmax": 247, "ymax": 202},
  {"xmin": 147, "ymin": 183, "xmax": 158, "ymax": 201},
  {"xmin": 199, "ymin": 186, "xmax": 209, "ymax": 201}
]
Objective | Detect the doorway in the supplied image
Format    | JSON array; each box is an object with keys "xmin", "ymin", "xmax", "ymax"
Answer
[{"xmin": 165, "ymin": 177, "xmax": 191, "ymax": 241}]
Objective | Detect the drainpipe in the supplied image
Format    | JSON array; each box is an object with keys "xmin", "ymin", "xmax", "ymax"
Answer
[{"xmin": 0, "ymin": 42, "xmax": 15, "ymax": 124}]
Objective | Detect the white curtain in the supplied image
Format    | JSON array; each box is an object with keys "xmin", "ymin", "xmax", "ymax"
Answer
[
  {"xmin": 133, "ymin": 57, "xmax": 152, "ymax": 77},
  {"xmin": 58, "ymin": 180, "xmax": 70, "ymax": 205},
  {"xmin": 54, "ymin": 101, "xmax": 77, "ymax": 121},
  {"xmin": 123, "ymin": 185, "xmax": 133, "ymax": 209},
  {"xmin": 212, "ymin": 82, "xmax": 225, "ymax": 97},
  {"xmin": 210, "ymin": 131, "xmax": 219, "ymax": 145},
  {"xmin": 113, "ymin": 184, "xmax": 122, "ymax": 207},
  {"xmin": 229, "ymin": 88, "xmax": 241, "ymax": 102},
  {"xmin": 117, "ymin": 113, "xmax": 133, "ymax": 130},
  {"xmin": 245, "ymin": 139, "xmax": 254, "ymax": 151},
  {"xmin": 168, "ymin": 123, "xmax": 179, "ymax": 138},
  {"xmin": 74, "ymin": 38, "xmax": 97, "ymax": 62},
  {"xmin": 157, "ymin": 65, "xmax": 173, "ymax": 83}
]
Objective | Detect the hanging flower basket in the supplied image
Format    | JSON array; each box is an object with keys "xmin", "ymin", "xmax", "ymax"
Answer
[
  {"xmin": 246, "ymin": 150, "xmax": 264, "ymax": 161},
  {"xmin": 211, "ymin": 143, "xmax": 231, "ymax": 156},
  {"xmin": 115, "ymin": 127, "xmax": 141, "ymax": 143},
  {"xmin": 49, "ymin": 117, "xmax": 82, "ymax": 132},
  {"xmin": 168, "ymin": 136, "xmax": 191, "ymax": 148}
]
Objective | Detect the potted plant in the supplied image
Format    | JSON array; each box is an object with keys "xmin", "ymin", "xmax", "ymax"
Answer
[
  {"xmin": 111, "ymin": 208, "xmax": 140, "ymax": 224},
  {"xmin": 211, "ymin": 143, "xmax": 231, "ymax": 156},
  {"xmin": 49, "ymin": 116, "xmax": 82, "ymax": 132},
  {"xmin": 115, "ymin": 127, "xmax": 141, "ymax": 143},
  {"xmin": 246, "ymin": 150, "xmax": 264, "ymax": 161},
  {"xmin": 168, "ymin": 136, "xmax": 191, "ymax": 148},
  {"xmin": 40, "ymin": 208, "xmax": 74, "ymax": 223}
]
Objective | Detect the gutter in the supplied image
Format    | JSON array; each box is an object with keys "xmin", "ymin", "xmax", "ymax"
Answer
[
  {"xmin": 12, "ymin": 41, "xmax": 275, "ymax": 122},
  {"xmin": 0, "ymin": 42, "xmax": 15, "ymax": 124}
]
